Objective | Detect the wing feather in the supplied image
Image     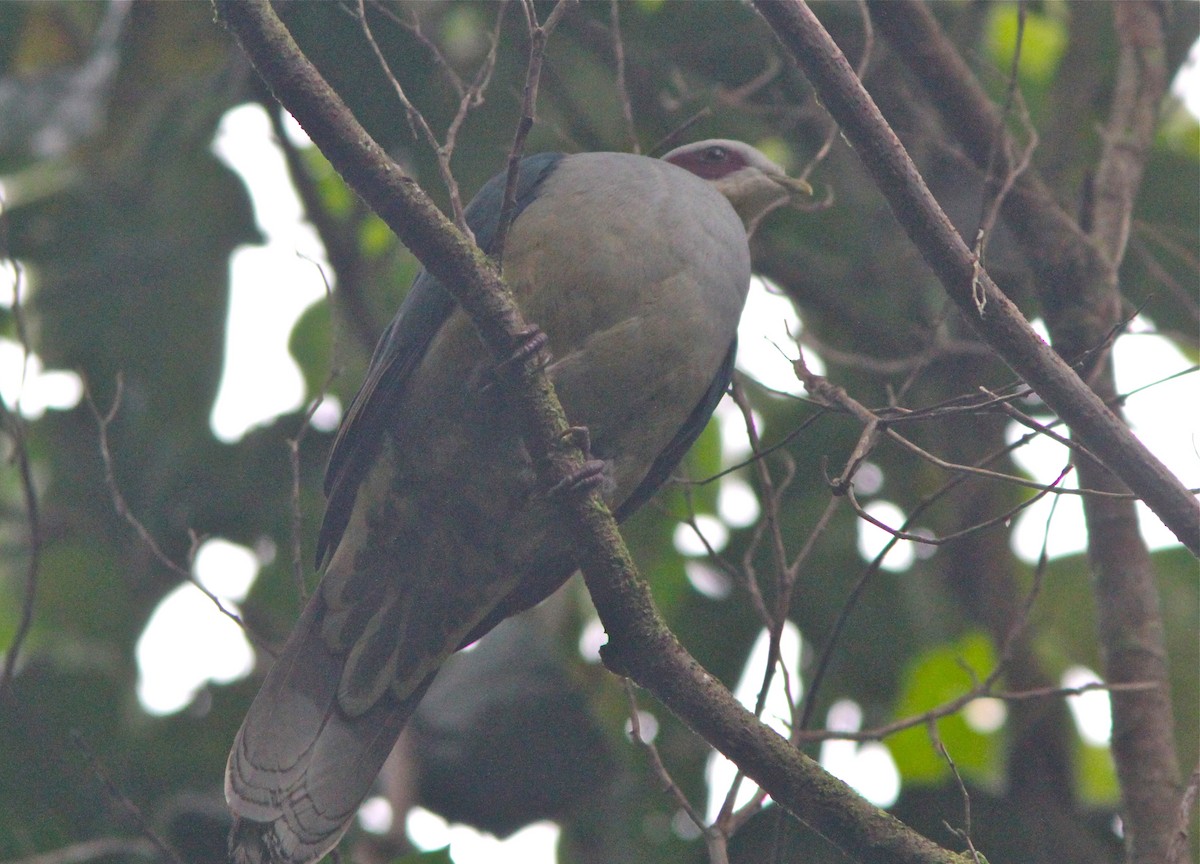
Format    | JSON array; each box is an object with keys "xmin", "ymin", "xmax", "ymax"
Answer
[{"xmin": 316, "ymin": 153, "xmax": 565, "ymax": 565}]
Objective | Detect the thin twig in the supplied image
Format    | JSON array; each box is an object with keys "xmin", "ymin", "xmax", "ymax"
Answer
[
  {"xmin": 288, "ymin": 252, "xmax": 340, "ymax": 606},
  {"xmin": 622, "ymin": 680, "xmax": 724, "ymax": 861},
  {"xmin": 796, "ymin": 680, "xmax": 1155, "ymax": 745},
  {"xmin": 928, "ymin": 721, "xmax": 983, "ymax": 864},
  {"xmin": 493, "ymin": 0, "xmax": 576, "ymax": 264},
  {"xmin": 609, "ymin": 0, "xmax": 639, "ymax": 153},
  {"xmin": 84, "ymin": 377, "xmax": 270, "ymax": 654},
  {"xmin": 647, "ymin": 106, "xmax": 714, "ymax": 157},
  {"xmin": 352, "ymin": 0, "xmax": 475, "ymax": 232},
  {"xmin": 0, "ymin": 256, "xmax": 40, "ymax": 705},
  {"xmin": 70, "ymin": 731, "xmax": 185, "ymax": 864},
  {"xmin": 716, "ymin": 52, "xmax": 783, "ymax": 105},
  {"xmin": 756, "ymin": 0, "xmax": 1200, "ymax": 553},
  {"xmin": 971, "ymin": 1, "xmax": 1038, "ymax": 275},
  {"xmin": 797, "ymin": 0, "xmax": 873, "ymax": 185},
  {"xmin": 0, "ymin": 838, "xmax": 156, "ymax": 864},
  {"xmin": 1167, "ymin": 760, "xmax": 1200, "ymax": 864},
  {"xmin": 369, "ymin": 1, "xmax": 466, "ymax": 97}
]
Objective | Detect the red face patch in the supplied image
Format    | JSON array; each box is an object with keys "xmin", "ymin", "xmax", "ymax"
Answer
[{"xmin": 665, "ymin": 144, "xmax": 750, "ymax": 181}]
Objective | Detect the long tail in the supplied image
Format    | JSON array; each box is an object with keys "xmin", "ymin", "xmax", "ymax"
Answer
[{"xmin": 225, "ymin": 593, "xmax": 435, "ymax": 864}]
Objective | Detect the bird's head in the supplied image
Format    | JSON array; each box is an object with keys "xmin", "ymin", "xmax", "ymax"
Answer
[{"xmin": 662, "ymin": 139, "xmax": 812, "ymax": 235}]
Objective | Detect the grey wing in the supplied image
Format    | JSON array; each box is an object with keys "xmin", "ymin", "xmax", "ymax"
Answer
[
  {"xmin": 316, "ymin": 274, "xmax": 455, "ymax": 566},
  {"xmin": 615, "ymin": 338, "xmax": 736, "ymax": 521},
  {"xmin": 316, "ymin": 152, "xmax": 565, "ymax": 566}
]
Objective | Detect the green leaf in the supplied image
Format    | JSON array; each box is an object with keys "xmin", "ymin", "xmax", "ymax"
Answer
[
  {"xmin": 886, "ymin": 632, "xmax": 1004, "ymax": 785},
  {"xmin": 987, "ymin": 3, "xmax": 1068, "ymax": 85},
  {"xmin": 289, "ymin": 297, "xmax": 333, "ymax": 397},
  {"xmin": 1076, "ymin": 740, "xmax": 1119, "ymax": 805}
]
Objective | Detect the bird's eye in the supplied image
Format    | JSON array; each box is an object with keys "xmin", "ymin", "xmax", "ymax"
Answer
[{"xmin": 702, "ymin": 146, "xmax": 727, "ymax": 162}]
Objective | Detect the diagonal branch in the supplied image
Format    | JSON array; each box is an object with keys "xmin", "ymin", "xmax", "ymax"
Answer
[
  {"xmin": 752, "ymin": 0, "xmax": 1199, "ymax": 556},
  {"xmin": 861, "ymin": 3, "xmax": 1185, "ymax": 860}
]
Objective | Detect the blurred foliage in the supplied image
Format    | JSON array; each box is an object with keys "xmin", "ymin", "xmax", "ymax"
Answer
[
  {"xmin": 886, "ymin": 632, "xmax": 1003, "ymax": 786},
  {"xmin": 0, "ymin": 3, "xmax": 1196, "ymax": 864}
]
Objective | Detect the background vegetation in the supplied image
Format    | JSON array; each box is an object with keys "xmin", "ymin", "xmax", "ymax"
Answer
[{"xmin": 0, "ymin": 2, "xmax": 1196, "ymax": 863}]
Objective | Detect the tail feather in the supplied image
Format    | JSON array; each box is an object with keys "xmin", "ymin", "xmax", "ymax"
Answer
[{"xmin": 226, "ymin": 592, "xmax": 434, "ymax": 864}]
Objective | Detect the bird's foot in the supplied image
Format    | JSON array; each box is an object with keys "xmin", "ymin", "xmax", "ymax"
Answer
[
  {"xmin": 548, "ymin": 459, "xmax": 610, "ymax": 499},
  {"xmin": 496, "ymin": 325, "xmax": 551, "ymax": 379},
  {"xmin": 477, "ymin": 325, "xmax": 550, "ymax": 393},
  {"xmin": 507, "ymin": 325, "xmax": 550, "ymax": 369},
  {"xmin": 560, "ymin": 424, "xmax": 593, "ymax": 456},
  {"xmin": 549, "ymin": 426, "xmax": 614, "ymax": 500}
]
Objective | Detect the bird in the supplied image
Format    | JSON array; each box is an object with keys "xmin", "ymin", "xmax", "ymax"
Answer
[{"xmin": 225, "ymin": 139, "xmax": 810, "ymax": 864}]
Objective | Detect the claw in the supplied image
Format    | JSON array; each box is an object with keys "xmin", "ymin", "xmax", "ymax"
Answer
[
  {"xmin": 507, "ymin": 325, "xmax": 550, "ymax": 369},
  {"xmin": 560, "ymin": 425, "xmax": 592, "ymax": 456},
  {"xmin": 548, "ymin": 459, "xmax": 609, "ymax": 499},
  {"xmin": 478, "ymin": 326, "xmax": 550, "ymax": 393}
]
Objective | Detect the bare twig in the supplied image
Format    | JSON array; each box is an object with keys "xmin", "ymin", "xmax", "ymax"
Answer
[
  {"xmin": 756, "ymin": 0, "xmax": 1199, "ymax": 553},
  {"xmin": 971, "ymin": 1, "xmax": 1039, "ymax": 273},
  {"xmin": 798, "ymin": 328, "xmax": 994, "ymax": 376},
  {"xmin": 1167, "ymin": 760, "xmax": 1200, "ymax": 864},
  {"xmin": 355, "ymin": 0, "xmax": 471, "ymax": 233},
  {"xmin": 647, "ymin": 106, "xmax": 714, "ymax": 157},
  {"xmin": 928, "ymin": 721, "xmax": 983, "ymax": 864},
  {"xmin": 716, "ymin": 52, "xmax": 783, "ymax": 105},
  {"xmin": 623, "ymin": 681, "xmax": 726, "ymax": 862},
  {"xmin": 797, "ymin": 679, "xmax": 1156, "ymax": 746},
  {"xmin": 70, "ymin": 731, "xmax": 185, "ymax": 864},
  {"xmin": 797, "ymin": 0, "xmax": 873, "ymax": 185},
  {"xmin": 0, "ymin": 838, "xmax": 156, "ymax": 864},
  {"xmin": 369, "ymin": 2, "xmax": 466, "ymax": 97},
  {"xmin": 84, "ymin": 377, "xmax": 269, "ymax": 652},
  {"xmin": 0, "ymin": 257, "xmax": 40, "ymax": 705},
  {"xmin": 493, "ymin": 0, "xmax": 575, "ymax": 264},
  {"xmin": 287, "ymin": 255, "xmax": 339, "ymax": 605},
  {"xmin": 609, "ymin": 0, "xmax": 639, "ymax": 154}
]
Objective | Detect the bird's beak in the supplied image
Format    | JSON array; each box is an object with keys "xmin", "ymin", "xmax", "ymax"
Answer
[{"xmin": 772, "ymin": 172, "xmax": 813, "ymax": 200}]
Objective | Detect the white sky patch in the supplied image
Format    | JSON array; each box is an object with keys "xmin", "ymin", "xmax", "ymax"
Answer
[
  {"xmin": 407, "ymin": 807, "xmax": 560, "ymax": 862},
  {"xmin": 964, "ymin": 696, "xmax": 1007, "ymax": 734},
  {"xmin": 1010, "ymin": 327, "xmax": 1199, "ymax": 562},
  {"xmin": 819, "ymin": 699, "xmax": 900, "ymax": 808},
  {"xmin": 209, "ymin": 103, "xmax": 330, "ymax": 442},
  {"xmin": 673, "ymin": 513, "xmax": 729, "ymax": 556},
  {"xmin": 310, "ymin": 394, "xmax": 344, "ymax": 433},
  {"xmin": 577, "ymin": 616, "xmax": 606, "ymax": 663},
  {"xmin": 718, "ymin": 474, "xmax": 761, "ymax": 528},
  {"xmin": 626, "ymin": 709, "xmax": 659, "ymax": 744},
  {"xmin": 136, "ymin": 537, "xmax": 258, "ymax": 715},
  {"xmin": 358, "ymin": 796, "xmax": 394, "ymax": 834},
  {"xmin": 856, "ymin": 499, "xmax": 917, "ymax": 572},
  {"xmin": 706, "ymin": 621, "xmax": 802, "ymax": 822},
  {"xmin": 736, "ymin": 276, "xmax": 822, "ymax": 395},
  {"xmin": 851, "ymin": 461, "xmax": 884, "ymax": 496},
  {"xmin": 0, "ymin": 258, "xmax": 19, "ymax": 306},
  {"xmin": 0, "ymin": 338, "xmax": 83, "ymax": 420},
  {"xmin": 714, "ymin": 398, "xmax": 756, "ymax": 464},
  {"xmin": 1172, "ymin": 38, "xmax": 1200, "ymax": 117},
  {"xmin": 1062, "ymin": 665, "xmax": 1113, "ymax": 747},
  {"xmin": 684, "ymin": 559, "xmax": 733, "ymax": 599}
]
